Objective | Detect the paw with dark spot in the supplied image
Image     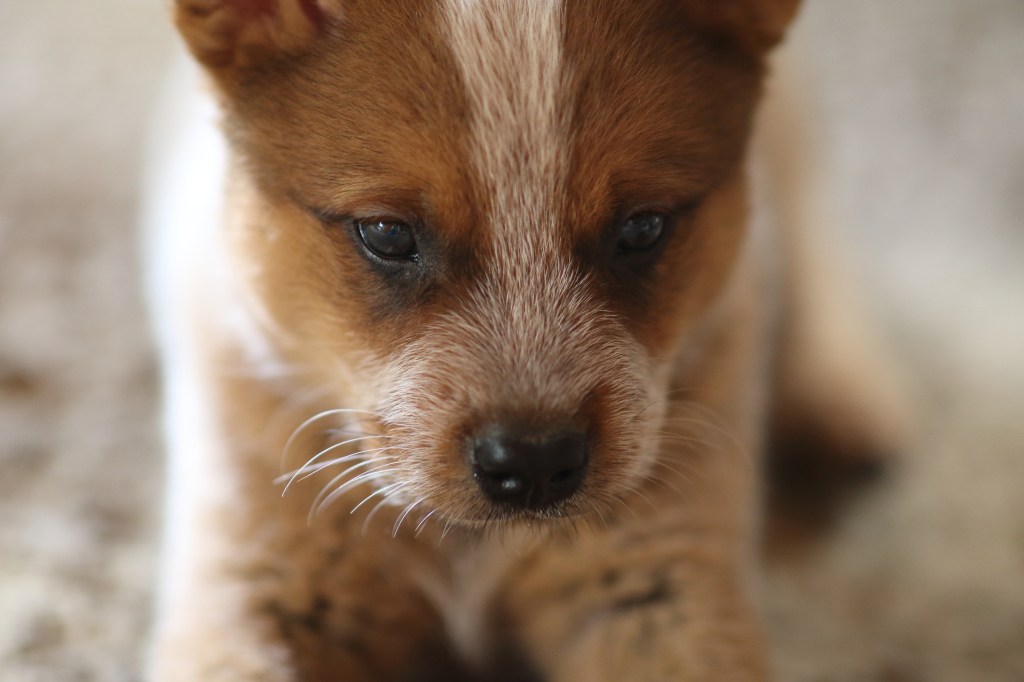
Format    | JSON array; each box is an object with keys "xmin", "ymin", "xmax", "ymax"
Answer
[
  {"xmin": 0, "ymin": 365, "xmax": 39, "ymax": 396},
  {"xmin": 765, "ymin": 408, "xmax": 901, "ymax": 556}
]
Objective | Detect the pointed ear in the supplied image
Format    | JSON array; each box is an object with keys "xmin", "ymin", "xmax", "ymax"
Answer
[
  {"xmin": 173, "ymin": 0, "xmax": 342, "ymax": 74},
  {"xmin": 683, "ymin": 0, "xmax": 802, "ymax": 54}
]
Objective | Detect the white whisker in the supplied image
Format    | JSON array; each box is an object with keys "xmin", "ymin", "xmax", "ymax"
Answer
[
  {"xmin": 651, "ymin": 459, "xmax": 696, "ymax": 487},
  {"xmin": 414, "ymin": 508, "xmax": 439, "ymax": 537},
  {"xmin": 664, "ymin": 405, "xmax": 750, "ymax": 465},
  {"xmin": 277, "ymin": 438, "xmax": 387, "ymax": 489},
  {"xmin": 362, "ymin": 485, "xmax": 406, "ymax": 535},
  {"xmin": 350, "ymin": 481, "xmax": 405, "ymax": 515},
  {"xmin": 392, "ymin": 497, "xmax": 425, "ymax": 538},
  {"xmin": 311, "ymin": 467, "xmax": 402, "ymax": 519},
  {"xmin": 622, "ymin": 483, "xmax": 658, "ymax": 513},
  {"xmin": 440, "ymin": 518, "xmax": 455, "ymax": 543},
  {"xmin": 285, "ymin": 444, "xmax": 398, "ymax": 492},
  {"xmin": 309, "ymin": 460, "xmax": 398, "ymax": 511},
  {"xmin": 296, "ymin": 448, "xmax": 395, "ymax": 497},
  {"xmin": 280, "ymin": 408, "xmax": 381, "ymax": 471},
  {"xmin": 276, "ymin": 449, "xmax": 374, "ymax": 486}
]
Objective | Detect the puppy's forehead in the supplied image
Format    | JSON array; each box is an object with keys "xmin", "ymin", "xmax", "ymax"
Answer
[
  {"xmin": 442, "ymin": 0, "xmax": 758, "ymax": 243},
  {"xmin": 443, "ymin": 0, "xmax": 568, "ymax": 245},
  {"xmin": 232, "ymin": 0, "xmax": 757, "ymax": 240}
]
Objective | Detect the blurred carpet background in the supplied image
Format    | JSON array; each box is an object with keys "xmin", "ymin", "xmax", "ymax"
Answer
[{"xmin": 1, "ymin": 1, "xmax": 1021, "ymax": 680}]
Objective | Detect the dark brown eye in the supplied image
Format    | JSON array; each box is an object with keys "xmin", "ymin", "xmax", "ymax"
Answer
[
  {"xmin": 616, "ymin": 212, "xmax": 666, "ymax": 253},
  {"xmin": 356, "ymin": 219, "xmax": 418, "ymax": 260}
]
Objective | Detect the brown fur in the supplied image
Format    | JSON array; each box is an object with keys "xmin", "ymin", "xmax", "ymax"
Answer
[{"xmin": 150, "ymin": 1, "xmax": 902, "ymax": 679}]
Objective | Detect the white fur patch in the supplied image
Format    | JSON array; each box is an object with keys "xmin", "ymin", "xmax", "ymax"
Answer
[
  {"xmin": 443, "ymin": 0, "xmax": 569, "ymax": 243},
  {"xmin": 438, "ymin": 0, "xmax": 586, "ymax": 400}
]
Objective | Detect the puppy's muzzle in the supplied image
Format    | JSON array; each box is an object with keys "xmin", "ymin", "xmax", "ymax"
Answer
[{"xmin": 470, "ymin": 427, "xmax": 588, "ymax": 511}]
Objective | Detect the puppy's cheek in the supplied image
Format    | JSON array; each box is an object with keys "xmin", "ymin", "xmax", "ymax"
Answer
[
  {"xmin": 222, "ymin": 195, "xmax": 391, "ymax": 377},
  {"xmin": 614, "ymin": 364, "xmax": 675, "ymax": 486},
  {"xmin": 370, "ymin": 361, "xmax": 482, "ymax": 518},
  {"xmin": 577, "ymin": 378, "xmax": 657, "ymax": 505}
]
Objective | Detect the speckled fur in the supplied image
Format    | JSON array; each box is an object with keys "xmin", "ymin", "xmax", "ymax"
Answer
[{"xmin": 148, "ymin": 1, "xmax": 901, "ymax": 680}]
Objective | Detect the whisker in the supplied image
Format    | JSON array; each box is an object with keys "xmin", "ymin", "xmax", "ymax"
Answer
[
  {"xmin": 279, "ymin": 449, "xmax": 396, "ymax": 499},
  {"xmin": 278, "ymin": 438, "xmax": 387, "ymax": 489},
  {"xmin": 285, "ymin": 444, "xmax": 398, "ymax": 491},
  {"xmin": 440, "ymin": 518, "xmax": 455, "ymax": 543},
  {"xmin": 392, "ymin": 497, "xmax": 426, "ymax": 538},
  {"xmin": 362, "ymin": 485, "xmax": 407, "ymax": 535},
  {"xmin": 310, "ymin": 466, "xmax": 402, "ymax": 519},
  {"xmin": 277, "ymin": 448, "xmax": 377, "ymax": 486},
  {"xmin": 414, "ymin": 508, "xmax": 439, "ymax": 537},
  {"xmin": 324, "ymin": 427, "xmax": 392, "ymax": 440},
  {"xmin": 610, "ymin": 494, "xmax": 638, "ymax": 519},
  {"xmin": 651, "ymin": 458, "xmax": 696, "ymax": 484},
  {"xmin": 664, "ymin": 405, "xmax": 750, "ymax": 463},
  {"xmin": 300, "ymin": 455, "xmax": 382, "ymax": 490},
  {"xmin": 641, "ymin": 470, "xmax": 683, "ymax": 496},
  {"xmin": 280, "ymin": 407, "xmax": 381, "ymax": 471},
  {"xmin": 622, "ymin": 483, "xmax": 658, "ymax": 513},
  {"xmin": 350, "ymin": 481, "xmax": 405, "ymax": 515},
  {"xmin": 310, "ymin": 459, "xmax": 398, "ymax": 507}
]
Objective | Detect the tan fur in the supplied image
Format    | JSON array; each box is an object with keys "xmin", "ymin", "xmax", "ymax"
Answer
[{"xmin": 149, "ymin": 1, "xmax": 900, "ymax": 679}]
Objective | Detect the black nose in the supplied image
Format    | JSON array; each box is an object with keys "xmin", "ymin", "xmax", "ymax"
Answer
[{"xmin": 471, "ymin": 429, "xmax": 588, "ymax": 510}]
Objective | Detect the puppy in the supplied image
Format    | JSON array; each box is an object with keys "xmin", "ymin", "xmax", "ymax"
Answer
[{"xmin": 145, "ymin": 1, "xmax": 901, "ymax": 679}]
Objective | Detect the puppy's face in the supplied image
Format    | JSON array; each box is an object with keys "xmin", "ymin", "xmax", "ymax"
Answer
[{"xmin": 179, "ymin": 0, "xmax": 797, "ymax": 524}]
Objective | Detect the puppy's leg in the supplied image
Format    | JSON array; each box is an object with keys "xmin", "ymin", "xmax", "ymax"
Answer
[
  {"xmin": 148, "ymin": 347, "xmax": 451, "ymax": 681},
  {"xmin": 492, "ymin": 524, "xmax": 769, "ymax": 682},
  {"xmin": 488, "ymin": 441, "xmax": 771, "ymax": 682}
]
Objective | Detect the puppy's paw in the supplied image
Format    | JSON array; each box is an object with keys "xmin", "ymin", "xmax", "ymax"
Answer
[{"xmin": 766, "ymin": 355, "xmax": 912, "ymax": 553}]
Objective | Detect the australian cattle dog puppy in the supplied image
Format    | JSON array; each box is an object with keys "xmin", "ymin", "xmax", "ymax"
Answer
[{"xmin": 146, "ymin": 1, "xmax": 902, "ymax": 679}]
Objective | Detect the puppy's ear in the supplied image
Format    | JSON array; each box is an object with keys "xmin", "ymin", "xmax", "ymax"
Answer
[
  {"xmin": 174, "ymin": 0, "xmax": 342, "ymax": 74},
  {"xmin": 683, "ymin": 0, "xmax": 801, "ymax": 53}
]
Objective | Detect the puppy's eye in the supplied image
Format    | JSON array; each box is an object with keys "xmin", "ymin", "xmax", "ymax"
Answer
[
  {"xmin": 616, "ymin": 212, "xmax": 667, "ymax": 253},
  {"xmin": 356, "ymin": 219, "xmax": 418, "ymax": 260}
]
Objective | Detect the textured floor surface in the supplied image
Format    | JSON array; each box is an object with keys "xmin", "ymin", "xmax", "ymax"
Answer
[{"xmin": 1, "ymin": 1, "xmax": 1022, "ymax": 680}]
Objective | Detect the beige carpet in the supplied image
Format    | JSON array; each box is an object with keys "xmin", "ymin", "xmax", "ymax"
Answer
[{"xmin": 1, "ymin": 1, "xmax": 1021, "ymax": 680}]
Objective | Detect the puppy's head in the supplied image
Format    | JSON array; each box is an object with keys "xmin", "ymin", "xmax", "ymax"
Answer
[{"xmin": 175, "ymin": 0, "xmax": 798, "ymax": 524}]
